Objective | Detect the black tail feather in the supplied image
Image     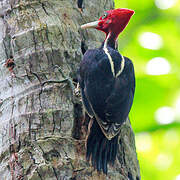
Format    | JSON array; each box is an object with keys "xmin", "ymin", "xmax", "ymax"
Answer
[
  {"xmin": 92, "ymin": 140, "xmax": 99, "ymax": 167},
  {"xmin": 86, "ymin": 134, "xmax": 96, "ymax": 161},
  {"xmin": 96, "ymin": 137, "xmax": 104, "ymax": 171},
  {"xmin": 103, "ymin": 142, "xmax": 108, "ymax": 174},
  {"xmin": 108, "ymin": 140, "xmax": 113, "ymax": 163},
  {"xmin": 86, "ymin": 119, "xmax": 119, "ymax": 174}
]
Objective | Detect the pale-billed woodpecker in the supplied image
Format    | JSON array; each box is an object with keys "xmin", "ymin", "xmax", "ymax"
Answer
[{"xmin": 77, "ymin": 8, "xmax": 135, "ymax": 174}]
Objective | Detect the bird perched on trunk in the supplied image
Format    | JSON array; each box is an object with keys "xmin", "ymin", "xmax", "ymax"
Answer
[{"xmin": 77, "ymin": 8, "xmax": 135, "ymax": 174}]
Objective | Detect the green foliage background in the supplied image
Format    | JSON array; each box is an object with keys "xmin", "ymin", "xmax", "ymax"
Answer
[{"xmin": 114, "ymin": 0, "xmax": 180, "ymax": 179}]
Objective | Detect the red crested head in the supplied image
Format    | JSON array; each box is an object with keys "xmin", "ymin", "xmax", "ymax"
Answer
[{"xmin": 81, "ymin": 8, "xmax": 134, "ymax": 40}]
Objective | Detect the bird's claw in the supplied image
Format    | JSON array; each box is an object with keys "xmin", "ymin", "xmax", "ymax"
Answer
[
  {"xmin": 78, "ymin": 8, "xmax": 83, "ymax": 13},
  {"xmin": 74, "ymin": 82, "xmax": 81, "ymax": 97}
]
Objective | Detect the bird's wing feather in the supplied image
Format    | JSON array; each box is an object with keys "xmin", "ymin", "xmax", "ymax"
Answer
[
  {"xmin": 78, "ymin": 49, "xmax": 135, "ymax": 139},
  {"xmin": 84, "ymin": 57, "xmax": 135, "ymax": 139},
  {"xmin": 84, "ymin": 75, "xmax": 134, "ymax": 139},
  {"xmin": 77, "ymin": 68, "xmax": 94, "ymax": 117}
]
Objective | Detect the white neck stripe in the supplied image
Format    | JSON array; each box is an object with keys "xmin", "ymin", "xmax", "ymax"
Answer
[
  {"xmin": 103, "ymin": 33, "xmax": 125, "ymax": 78},
  {"xmin": 116, "ymin": 54, "xmax": 125, "ymax": 77},
  {"xmin": 103, "ymin": 33, "xmax": 115, "ymax": 77}
]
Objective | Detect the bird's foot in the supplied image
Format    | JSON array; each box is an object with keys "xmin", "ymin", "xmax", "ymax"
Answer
[
  {"xmin": 78, "ymin": 8, "xmax": 83, "ymax": 13},
  {"xmin": 74, "ymin": 82, "xmax": 81, "ymax": 97}
]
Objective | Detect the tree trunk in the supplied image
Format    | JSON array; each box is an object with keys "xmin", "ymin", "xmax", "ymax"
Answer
[{"xmin": 0, "ymin": 0, "xmax": 140, "ymax": 179}]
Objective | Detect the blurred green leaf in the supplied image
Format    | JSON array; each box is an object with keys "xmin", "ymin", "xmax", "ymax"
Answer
[{"xmin": 115, "ymin": 0, "xmax": 180, "ymax": 179}]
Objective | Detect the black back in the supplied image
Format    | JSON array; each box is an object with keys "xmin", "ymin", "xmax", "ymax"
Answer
[{"xmin": 78, "ymin": 45, "xmax": 135, "ymax": 125}]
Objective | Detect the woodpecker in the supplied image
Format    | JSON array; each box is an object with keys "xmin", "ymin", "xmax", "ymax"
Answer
[{"xmin": 77, "ymin": 8, "xmax": 135, "ymax": 174}]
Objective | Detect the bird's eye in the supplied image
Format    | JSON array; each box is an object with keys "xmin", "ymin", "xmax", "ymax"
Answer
[{"xmin": 102, "ymin": 12, "xmax": 108, "ymax": 19}]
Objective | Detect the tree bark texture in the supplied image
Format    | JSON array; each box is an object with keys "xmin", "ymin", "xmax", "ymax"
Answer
[{"xmin": 0, "ymin": 0, "xmax": 140, "ymax": 179}]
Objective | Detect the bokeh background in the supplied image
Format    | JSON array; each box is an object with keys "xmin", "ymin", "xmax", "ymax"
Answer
[{"xmin": 114, "ymin": 0, "xmax": 180, "ymax": 179}]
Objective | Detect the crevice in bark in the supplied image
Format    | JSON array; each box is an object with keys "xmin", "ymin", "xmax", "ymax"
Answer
[
  {"xmin": 28, "ymin": 150, "xmax": 39, "ymax": 165},
  {"xmin": 17, "ymin": 136, "xmax": 21, "ymax": 152},
  {"xmin": 52, "ymin": 167, "xmax": 58, "ymax": 180},
  {"xmin": 9, "ymin": 144, "xmax": 23, "ymax": 180},
  {"xmin": 43, "ymin": 149, "xmax": 60, "ymax": 162},
  {"xmin": 70, "ymin": 177, "xmax": 76, "ymax": 180},
  {"xmin": 41, "ymin": 2, "xmax": 49, "ymax": 16},
  {"xmin": 36, "ymin": 169, "xmax": 43, "ymax": 180},
  {"xmin": 52, "ymin": 111, "xmax": 56, "ymax": 135},
  {"xmin": 28, "ymin": 115, "xmax": 32, "ymax": 140},
  {"xmin": 72, "ymin": 103, "xmax": 83, "ymax": 140},
  {"xmin": 32, "ymin": 30, "xmax": 37, "ymax": 52},
  {"xmin": 72, "ymin": 103, "xmax": 90, "ymax": 140},
  {"xmin": 136, "ymin": 176, "xmax": 140, "ymax": 180},
  {"xmin": 81, "ymin": 41, "xmax": 87, "ymax": 55},
  {"xmin": 2, "ymin": 38, "xmax": 9, "ymax": 59},
  {"xmin": 128, "ymin": 172, "xmax": 133, "ymax": 180},
  {"xmin": 25, "ymin": 164, "xmax": 33, "ymax": 177}
]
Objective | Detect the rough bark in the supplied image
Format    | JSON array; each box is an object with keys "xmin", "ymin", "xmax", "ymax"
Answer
[{"xmin": 0, "ymin": 0, "xmax": 140, "ymax": 179}]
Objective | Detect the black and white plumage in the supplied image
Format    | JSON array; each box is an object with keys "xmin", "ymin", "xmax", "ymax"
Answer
[{"xmin": 78, "ymin": 8, "xmax": 135, "ymax": 174}]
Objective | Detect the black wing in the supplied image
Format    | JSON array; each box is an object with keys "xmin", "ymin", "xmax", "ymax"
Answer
[
  {"xmin": 78, "ymin": 49, "xmax": 135, "ymax": 139},
  {"xmin": 77, "ymin": 69, "xmax": 94, "ymax": 117}
]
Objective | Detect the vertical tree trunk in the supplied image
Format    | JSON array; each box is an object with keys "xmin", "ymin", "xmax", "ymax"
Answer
[{"xmin": 0, "ymin": 0, "xmax": 140, "ymax": 179}]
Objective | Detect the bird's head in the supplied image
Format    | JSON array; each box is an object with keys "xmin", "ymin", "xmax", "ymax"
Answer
[{"xmin": 81, "ymin": 8, "xmax": 134, "ymax": 40}]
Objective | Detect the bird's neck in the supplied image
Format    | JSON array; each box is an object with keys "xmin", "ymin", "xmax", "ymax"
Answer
[
  {"xmin": 102, "ymin": 32, "xmax": 118, "ymax": 49},
  {"xmin": 102, "ymin": 32, "xmax": 116, "ymax": 77}
]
